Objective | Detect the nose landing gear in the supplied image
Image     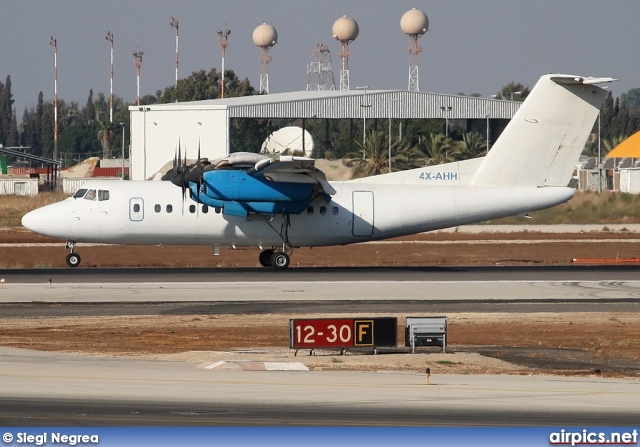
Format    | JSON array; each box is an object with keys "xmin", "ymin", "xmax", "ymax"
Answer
[{"xmin": 65, "ymin": 241, "xmax": 81, "ymax": 268}]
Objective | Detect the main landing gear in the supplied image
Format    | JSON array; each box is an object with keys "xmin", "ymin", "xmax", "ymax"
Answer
[
  {"xmin": 259, "ymin": 249, "xmax": 290, "ymax": 269},
  {"xmin": 259, "ymin": 214, "xmax": 292, "ymax": 269},
  {"xmin": 65, "ymin": 241, "xmax": 81, "ymax": 268}
]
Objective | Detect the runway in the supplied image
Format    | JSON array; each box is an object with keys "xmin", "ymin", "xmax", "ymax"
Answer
[
  {"xmin": 1, "ymin": 265, "xmax": 639, "ymax": 426},
  {"xmin": 1, "ymin": 347, "xmax": 639, "ymax": 426},
  {"xmin": 2, "ymin": 265, "xmax": 640, "ymax": 304}
]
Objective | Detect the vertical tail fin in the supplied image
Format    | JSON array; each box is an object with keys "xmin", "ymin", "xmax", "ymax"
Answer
[{"xmin": 470, "ymin": 74, "xmax": 614, "ymax": 187}]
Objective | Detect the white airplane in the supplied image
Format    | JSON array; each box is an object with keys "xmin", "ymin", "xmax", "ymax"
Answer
[{"xmin": 22, "ymin": 74, "xmax": 613, "ymax": 269}]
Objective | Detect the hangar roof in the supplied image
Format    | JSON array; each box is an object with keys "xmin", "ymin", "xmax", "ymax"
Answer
[
  {"xmin": 132, "ymin": 90, "xmax": 520, "ymax": 120},
  {"xmin": 606, "ymin": 131, "xmax": 640, "ymax": 158}
]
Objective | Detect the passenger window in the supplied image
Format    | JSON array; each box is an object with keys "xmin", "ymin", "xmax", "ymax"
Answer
[
  {"xmin": 154, "ymin": 204, "xmax": 161, "ymax": 213},
  {"xmin": 203, "ymin": 205, "xmax": 210, "ymax": 214},
  {"xmin": 84, "ymin": 189, "xmax": 96, "ymax": 200},
  {"xmin": 73, "ymin": 189, "xmax": 88, "ymax": 199},
  {"xmin": 98, "ymin": 190, "xmax": 109, "ymax": 201},
  {"xmin": 307, "ymin": 206, "xmax": 314, "ymax": 215},
  {"xmin": 189, "ymin": 204, "xmax": 196, "ymax": 213},
  {"xmin": 332, "ymin": 207, "xmax": 339, "ymax": 215},
  {"xmin": 320, "ymin": 206, "xmax": 326, "ymax": 215},
  {"xmin": 133, "ymin": 204, "xmax": 141, "ymax": 213},
  {"xmin": 166, "ymin": 204, "xmax": 173, "ymax": 213}
]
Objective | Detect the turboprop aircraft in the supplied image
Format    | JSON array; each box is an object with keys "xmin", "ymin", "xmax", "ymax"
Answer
[{"xmin": 22, "ymin": 74, "xmax": 614, "ymax": 269}]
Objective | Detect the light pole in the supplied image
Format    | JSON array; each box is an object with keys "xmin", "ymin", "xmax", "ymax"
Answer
[
  {"xmin": 170, "ymin": 17, "xmax": 179, "ymax": 86},
  {"xmin": 105, "ymin": 31, "xmax": 114, "ymax": 122},
  {"xmin": 356, "ymin": 86, "xmax": 370, "ymax": 147},
  {"xmin": 49, "ymin": 36, "xmax": 58, "ymax": 162},
  {"xmin": 388, "ymin": 98, "xmax": 399, "ymax": 173},
  {"xmin": 139, "ymin": 107, "xmax": 150, "ymax": 179},
  {"xmin": 440, "ymin": 106, "xmax": 452, "ymax": 137},
  {"xmin": 119, "ymin": 122, "xmax": 126, "ymax": 179},
  {"xmin": 217, "ymin": 26, "xmax": 230, "ymax": 98},
  {"xmin": 486, "ymin": 94, "xmax": 497, "ymax": 153},
  {"xmin": 133, "ymin": 49, "xmax": 144, "ymax": 106},
  {"xmin": 511, "ymin": 90, "xmax": 522, "ymax": 101}
]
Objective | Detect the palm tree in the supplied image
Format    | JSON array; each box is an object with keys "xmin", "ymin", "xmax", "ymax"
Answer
[
  {"xmin": 458, "ymin": 132, "xmax": 487, "ymax": 160},
  {"xmin": 348, "ymin": 129, "xmax": 389, "ymax": 177},
  {"xmin": 97, "ymin": 121, "xmax": 115, "ymax": 159},
  {"xmin": 417, "ymin": 133, "xmax": 457, "ymax": 165}
]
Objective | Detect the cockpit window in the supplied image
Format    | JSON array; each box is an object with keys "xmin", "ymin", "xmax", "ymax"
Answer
[
  {"xmin": 84, "ymin": 189, "xmax": 96, "ymax": 200},
  {"xmin": 98, "ymin": 190, "xmax": 109, "ymax": 201},
  {"xmin": 73, "ymin": 189, "xmax": 88, "ymax": 199}
]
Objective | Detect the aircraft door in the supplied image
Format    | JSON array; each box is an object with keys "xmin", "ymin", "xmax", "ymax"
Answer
[
  {"xmin": 352, "ymin": 190, "xmax": 374, "ymax": 237},
  {"xmin": 129, "ymin": 197, "xmax": 144, "ymax": 221}
]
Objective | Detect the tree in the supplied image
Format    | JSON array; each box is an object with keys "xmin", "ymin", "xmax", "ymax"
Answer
[
  {"xmin": 83, "ymin": 89, "xmax": 95, "ymax": 122},
  {"xmin": 97, "ymin": 121, "xmax": 116, "ymax": 159},
  {"xmin": 621, "ymin": 88, "xmax": 640, "ymax": 114},
  {"xmin": 495, "ymin": 81, "xmax": 530, "ymax": 101},
  {"xmin": 344, "ymin": 129, "xmax": 423, "ymax": 178},
  {"xmin": 417, "ymin": 133, "xmax": 458, "ymax": 165},
  {"xmin": 0, "ymin": 75, "xmax": 19, "ymax": 146},
  {"xmin": 59, "ymin": 121, "xmax": 102, "ymax": 159},
  {"xmin": 457, "ymin": 132, "xmax": 487, "ymax": 160}
]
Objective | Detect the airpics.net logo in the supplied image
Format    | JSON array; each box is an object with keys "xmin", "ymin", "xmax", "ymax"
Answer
[{"xmin": 549, "ymin": 429, "xmax": 638, "ymax": 446}]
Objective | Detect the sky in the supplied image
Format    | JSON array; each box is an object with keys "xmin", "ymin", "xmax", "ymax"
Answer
[{"xmin": 2, "ymin": 0, "xmax": 639, "ymax": 115}]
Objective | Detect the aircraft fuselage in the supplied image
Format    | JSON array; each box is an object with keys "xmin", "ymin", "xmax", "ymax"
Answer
[{"xmin": 23, "ymin": 179, "xmax": 574, "ymax": 248}]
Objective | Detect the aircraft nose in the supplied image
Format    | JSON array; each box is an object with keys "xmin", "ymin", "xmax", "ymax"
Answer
[
  {"xmin": 21, "ymin": 208, "xmax": 48, "ymax": 234},
  {"xmin": 22, "ymin": 208, "xmax": 51, "ymax": 234}
]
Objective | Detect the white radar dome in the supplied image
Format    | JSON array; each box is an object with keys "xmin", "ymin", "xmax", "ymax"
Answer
[
  {"xmin": 332, "ymin": 15, "xmax": 359, "ymax": 41},
  {"xmin": 400, "ymin": 8, "xmax": 429, "ymax": 35},
  {"xmin": 253, "ymin": 23, "xmax": 278, "ymax": 47},
  {"xmin": 261, "ymin": 126, "xmax": 314, "ymax": 157}
]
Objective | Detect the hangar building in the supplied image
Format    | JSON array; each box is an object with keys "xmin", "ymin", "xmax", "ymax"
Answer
[{"xmin": 128, "ymin": 90, "xmax": 521, "ymax": 181}]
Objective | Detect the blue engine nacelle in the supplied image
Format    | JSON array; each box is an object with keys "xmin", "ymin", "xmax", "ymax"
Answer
[{"xmin": 189, "ymin": 170, "xmax": 315, "ymax": 217}]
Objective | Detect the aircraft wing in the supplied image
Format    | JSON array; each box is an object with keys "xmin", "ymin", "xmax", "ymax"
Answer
[{"xmin": 250, "ymin": 155, "xmax": 336, "ymax": 195}]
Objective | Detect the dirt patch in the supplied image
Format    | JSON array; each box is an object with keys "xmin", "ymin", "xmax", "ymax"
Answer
[{"xmin": 1, "ymin": 312, "xmax": 638, "ymax": 377}]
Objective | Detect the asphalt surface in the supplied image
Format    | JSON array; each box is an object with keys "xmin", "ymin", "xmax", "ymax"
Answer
[
  {"xmin": 1, "ymin": 347, "xmax": 639, "ymax": 426},
  {"xmin": 1, "ymin": 264, "xmax": 640, "ymax": 426},
  {"xmin": 2, "ymin": 264, "xmax": 640, "ymax": 284}
]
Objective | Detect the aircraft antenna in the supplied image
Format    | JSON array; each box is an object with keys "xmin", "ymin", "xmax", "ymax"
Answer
[
  {"xmin": 217, "ymin": 25, "xmax": 231, "ymax": 98},
  {"xmin": 401, "ymin": 8, "xmax": 428, "ymax": 92},
  {"xmin": 306, "ymin": 43, "xmax": 336, "ymax": 91},
  {"xmin": 332, "ymin": 15, "xmax": 359, "ymax": 91},
  {"xmin": 253, "ymin": 23, "xmax": 278, "ymax": 94},
  {"xmin": 133, "ymin": 48, "xmax": 144, "ymax": 106}
]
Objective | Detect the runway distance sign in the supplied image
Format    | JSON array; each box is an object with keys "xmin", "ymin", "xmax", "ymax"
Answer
[{"xmin": 289, "ymin": 318, "xmax": 397, "ymax": 349}]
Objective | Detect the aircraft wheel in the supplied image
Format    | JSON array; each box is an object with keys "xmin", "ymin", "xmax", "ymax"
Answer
[
  {"xmin": 270, "ymin": 251, "xmax": 290, "ymax": 270},
  {"xmin": 259, "ymin": 249, "xmax": 275, "ymax": 267},
  {"xmin": 65, "ymin": 253, "xmax": 81, "ymax": 268}
]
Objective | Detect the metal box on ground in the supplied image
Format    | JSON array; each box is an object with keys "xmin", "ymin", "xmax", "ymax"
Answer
[{"xmin": 405, "ymin": 316, "xmax": 447, "ymax": 353}]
